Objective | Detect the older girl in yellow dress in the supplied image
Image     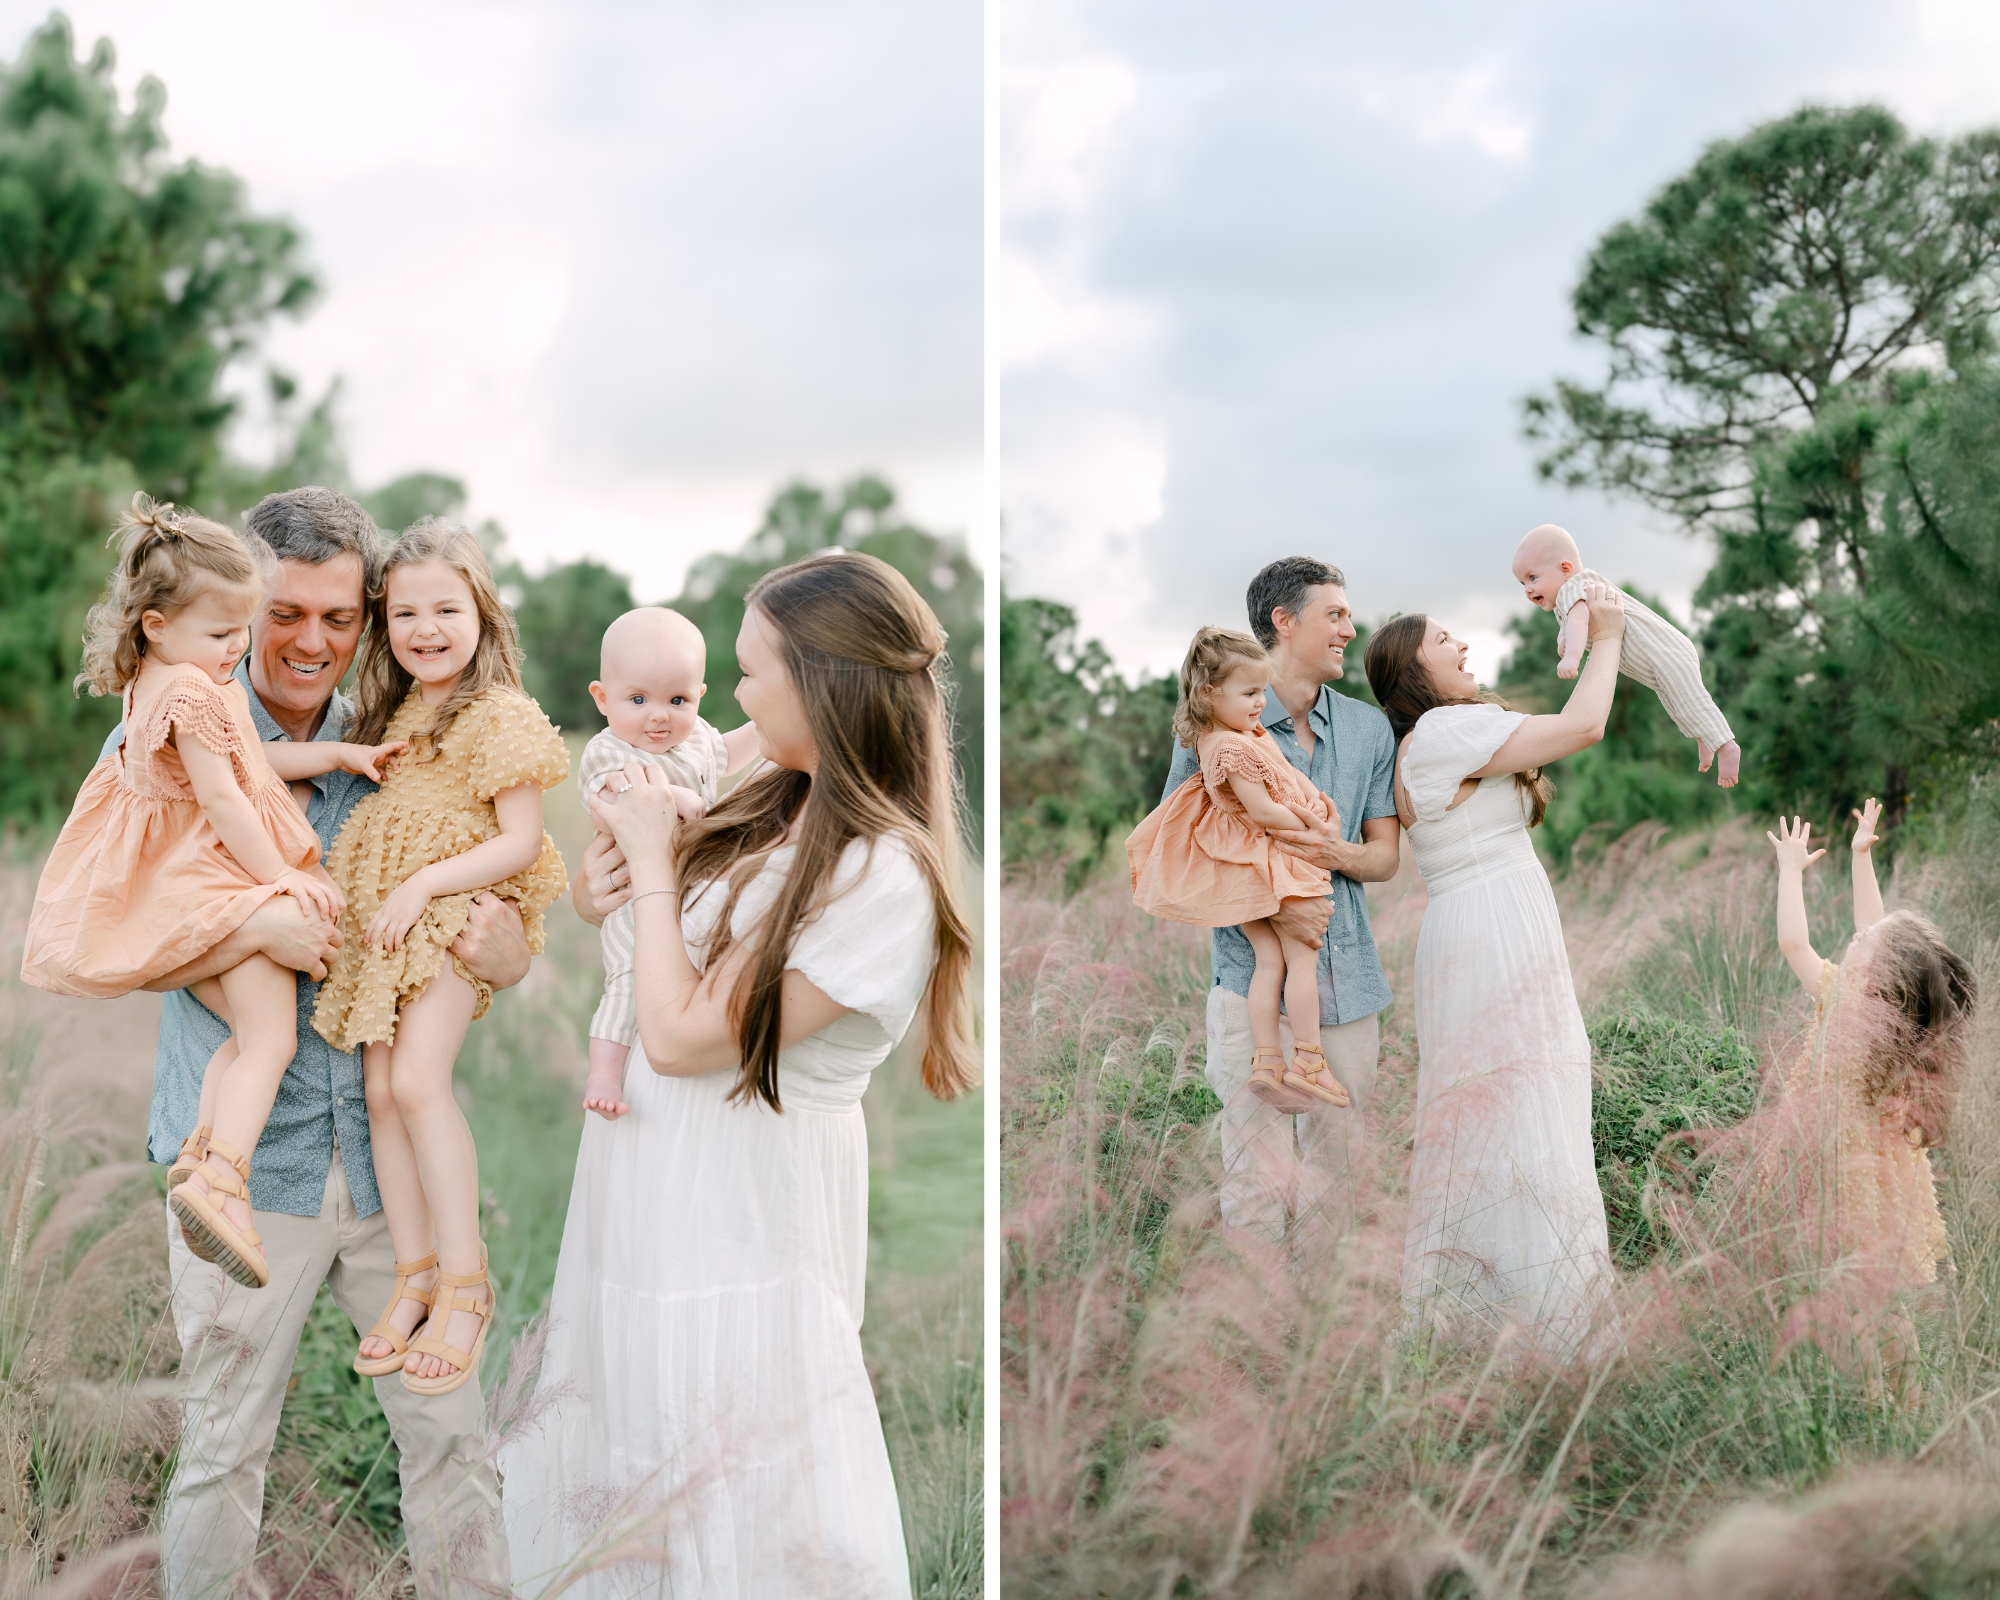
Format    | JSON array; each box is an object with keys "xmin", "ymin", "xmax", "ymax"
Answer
[
  {"xmin": 1764, "ymin": 799, "xmax": 1977, "ymax": 1403},
  {"xmin": 313, "ymin": 520, "xmax": 569, "ymax": 1393}
]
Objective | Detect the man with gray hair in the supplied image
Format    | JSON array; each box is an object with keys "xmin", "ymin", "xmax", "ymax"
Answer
[
  {"xmin": 1161, "ymin": 555, "xmax": 1401, "ymax": 1246},
  {"xmin": 107, "ymin": 487, "xmax": 531, "ymax": 1597}
]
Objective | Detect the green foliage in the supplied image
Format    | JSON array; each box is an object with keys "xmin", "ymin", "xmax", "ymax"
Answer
[
  {"xmin": 0, "ymin": 18, "xmax": 316, "ymax": 490},
  {"xmin": 998, "ymin": 591, "xmax": 1178, "ymax": 875},
  {"xmin": 670, "ymin": 476, "xmax": 984, "ymax": 831},
  {"xmin": 513, "ymin": 560, "xmax": 637, "ymax": 734},
  {"xmin": 361, "ymin": 471, "xmax": 467, "ymax": 536},
  {"xmin": 0, "ymin": 18, "xmax": 313, "ymax": 825},
  {"xmin": 1589, "ymin": 1007, "xmax": 1759, "ymax": 1268},
  {"xmin": 1528, "ymin": 102, "xmax": 2000, "ymax": 830}
]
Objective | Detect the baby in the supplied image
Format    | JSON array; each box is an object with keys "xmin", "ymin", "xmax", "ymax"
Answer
[
  {"xmin": 577, "ymin": 607, "xmax": 761, "ymax": 1118},
  {"xmin": 1512, "ymin": 522, "xmax": 1741, "ymax": 787}
]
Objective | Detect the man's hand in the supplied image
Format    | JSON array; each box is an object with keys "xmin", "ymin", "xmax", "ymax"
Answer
[
  {"xmin": 452, "ymin": 892, "xmax": 532, "ymax": 992},
  {"xmin": 146, "ymin": 895, "xmax": 342, "ymax": 990},
  {"xmin": 574, "ymin": 830, "xmax": 632, "ymax": 930},
  {"xmin": 1268, "ymin": 796, "xmax": 1343, "ymax": 873},
  {"xmin": 1271, "ymin": 896, "xmax": 1331, "ymax": 949}
]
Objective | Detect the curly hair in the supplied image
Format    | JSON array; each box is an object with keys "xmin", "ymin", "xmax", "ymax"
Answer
[
  {"xmin": 349, "ymin": 519, "xmax": 525, "ymax": 753},
  {"xmin": 1851, "ymin": 910, "xmax": 1979, "ymax": 1144},
  {"xmin": 75, "ymin": 494, "xmax": 273, "ymax": 697},
  {"xmin": 1171, "ymin": 626, "xmax": 1270, "ymax": 747}
]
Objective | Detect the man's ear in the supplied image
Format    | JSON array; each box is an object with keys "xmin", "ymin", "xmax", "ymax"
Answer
[
  {"xmin": 589, "ymin": 680, "xmax": 610, "ymax": 715},
  {"xmin": 1268, "ymin": 606, "xmax": 1291, "ymax": 642}
]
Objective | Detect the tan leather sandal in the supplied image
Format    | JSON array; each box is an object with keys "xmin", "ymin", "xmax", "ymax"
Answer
[
  {"xmin": 1283, "ymin": 1041, "xmax": 1349, "ymax": 1107},
  {"xmin": 402, "ymin": 1251, "xmax": 496, "ymax": 1397},
  {"xmin": 166, "ymin": 1125, "xmax": 213, "ymax": 1190},
  {"xmin": 354, "ymin": 1250, "xmax": 438, "ymax": 1377},
  {"xmin": 169, "ymin": 1138, "xmax": 270, "ymax": 1288},
  {"xmin": 1247, "ymin": 1046, "xmax": 1312, "ymax": 1112}
]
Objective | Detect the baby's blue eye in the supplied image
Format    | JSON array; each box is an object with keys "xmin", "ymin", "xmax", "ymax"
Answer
[
  {"xmin": 670, "ymin": 696, "xmax": 687, "ymax": 706},
  {"xmin": 627, "ymin": 695, "xmax": 645, "ymax": 705}
]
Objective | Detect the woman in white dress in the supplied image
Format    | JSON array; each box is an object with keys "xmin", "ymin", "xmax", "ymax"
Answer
[
  {"xmin": 500, "ymin": 551, "xmax": 976, "ymax": 1599},
  {"xmin": 1361, "ymin": 584, "xmax": 1627, "ymax": 1354}
]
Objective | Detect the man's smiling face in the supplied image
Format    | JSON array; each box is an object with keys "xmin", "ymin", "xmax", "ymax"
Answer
[{"xmin": 250, "ymin": 553, "xmax": 367, "ymax": 726}]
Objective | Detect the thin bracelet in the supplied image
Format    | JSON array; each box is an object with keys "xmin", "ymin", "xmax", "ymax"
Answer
[{"xmin": 628, "ymin": 887, "xmax": 676, "ymax": 905}]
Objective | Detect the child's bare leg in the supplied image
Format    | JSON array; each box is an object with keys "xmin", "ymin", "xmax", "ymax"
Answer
[
  {"xmin": 356, "ymin": 1039, "xmax": 439, "ymax": 1363},
  {"xmin": 188, "ymin": 955, "xmax": 300, "ymax": 1246},
  {"xmin": 1278, "ymin": 923, "xmax": 1347, "ymax": 1107},
  {"xmin": 1243, "ymin": 918, "xmax": 1283, "ymax": 1053},
  {"xmin": 187, "ymin": 976, "xmax": 238, "ymax": 1133},
  {"xmin": 584, "ymin": 1037, "xmax": 632, "ymax": 1120},
  {"xmin": 385, "ymin": 965, "xmax": 488, "ymax": 1381},
  {"xmin": 1241, "ymin": 919, "xmax": 1306, "ymax": 1110}
]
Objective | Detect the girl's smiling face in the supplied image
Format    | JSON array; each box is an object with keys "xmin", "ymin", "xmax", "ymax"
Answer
[
  {"xmin": 1207, "ymin": 660, "xmax": 1270, "ymax": 734},
  {"xmin": 386, "ymin": 561, "xmax": 481, "ymax": 700}
]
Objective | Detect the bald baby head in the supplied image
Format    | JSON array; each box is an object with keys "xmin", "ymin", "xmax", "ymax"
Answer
[
  {"xmin": 1512, "ymin": 523, "xmax": 1584, "ymax": 611},
  {"xmin": 591, "ymin": 606, "xmax": 711, "ymax": 753}
]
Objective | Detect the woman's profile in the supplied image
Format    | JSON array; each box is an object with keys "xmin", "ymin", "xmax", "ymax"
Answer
[{"xmin": 500, "ymin": 550, "xmax": 975, "ymax": 1599}]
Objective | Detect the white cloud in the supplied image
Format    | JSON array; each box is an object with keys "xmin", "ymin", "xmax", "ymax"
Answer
[
  {"xmin": 1, "ymin": 0, "xmax": 981, "ymax": 601},
  {"xmin": 1000, "ymin": 0, "xmax": 2000, "ymax": 685}
]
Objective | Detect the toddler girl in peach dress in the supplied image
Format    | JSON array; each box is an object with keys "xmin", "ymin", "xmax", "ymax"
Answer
[
  {"xmin": 1761, "ymin": 799, "xmax": 1977, "ymax": 1404},
  {"xmin": 23, "ymin": 497, "xmax": 405, "ymax": 1289},
  {"xmin": 1127, "ymin": 625, "xmax": 1346, "ymax": 1109}
]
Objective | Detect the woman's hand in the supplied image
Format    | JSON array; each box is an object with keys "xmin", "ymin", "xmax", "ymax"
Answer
[
  {"xmin": 367, "ymin": 873, "xmax": 435, "ymax": 952},
  {"xmin": 574, "ymin": 831, "xmax": 630, "ymax": 928},
  {"xmin": 586, "ymin": 763, "xmax": 682, "ymax": 889},
  {"xmin": 1767, "ymin": 815, "xmax": 1827, "ymax": 875},
  {"xmin": 1582, "ymin": 580, "xmax": 1627, "ymax": 643},
  {"xmin": 276, "ymin": 868, "xmax": 343, "ymax": 924},
  {"xmin": 1851, "ymin": 797, "xmax": 1882, "ymax": 855}
]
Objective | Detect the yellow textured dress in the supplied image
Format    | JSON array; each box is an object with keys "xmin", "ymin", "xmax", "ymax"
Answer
[
  {"xmin": 312, "ymin": 685, "xmax": 570, "ymax": 1051},
  {"xmin": 1776, "ymin": 959, "xmax": 1950, "ymax": 1290}
]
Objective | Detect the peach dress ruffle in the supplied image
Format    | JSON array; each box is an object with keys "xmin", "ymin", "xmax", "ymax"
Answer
[
  {"xmin": 311, "ymin": 686, "xmax": 569, "ymax": 1051},
  {"xmin": 21, "ymin": 664, "xmax": 322, "ymax": 998},
  {"xmin": 1127, "ymin": 724, "xmax": 1334, "ymax": 927}
]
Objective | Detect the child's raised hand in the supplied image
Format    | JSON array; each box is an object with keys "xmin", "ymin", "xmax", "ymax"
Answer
[
  {"xmin": 1766, "ymin": 815, "xmax": 1827, "ymax": 873},
  {"xmin": 367, "ymin": 875, "xmax": 435, "ymax": 952},
  {"xmin": 277, "ymin": 868, "xmax": 343, "ymax": 924},
  {"xmin": 347, "ymin": 740, "xmax": 409, "ymax": 782},
  {"xmin": 1852, "ymin": 796, "xmax": 1882, "ymax": 855}
]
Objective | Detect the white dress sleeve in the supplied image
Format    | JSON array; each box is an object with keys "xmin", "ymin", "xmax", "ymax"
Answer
[
  {"xmin": 1402, "ymin": 703, "xmax": 1528, "ymax": 824},
  {"xmin": 786, "ymin": 835, "xmax": 937, "ymax": 1045}
]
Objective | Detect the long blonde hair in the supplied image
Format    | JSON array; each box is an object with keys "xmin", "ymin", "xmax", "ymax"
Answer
[
  {"xmin": 674, "ymin": 550, "xmax": 976, "ymax": 1111},
  {"xmin": 1172, "ymin": 625, "xmax": 1269, "ymax": 747},
  {"xmin": 350, "ymin": 519, "xmax": 526, "ymax": 753},
  {"xmin": 75, "ymin": 494, "xmax": 273, "ymax": 697}
]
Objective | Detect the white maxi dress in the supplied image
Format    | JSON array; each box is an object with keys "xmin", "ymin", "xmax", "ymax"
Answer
[
  {"xmin": 1400, "ymin": 704, "xmax": 1614, "ymax": 1353},
  {"xmin": 501, "ymin": 836, "xmax": 935, "ymax": 1599}
]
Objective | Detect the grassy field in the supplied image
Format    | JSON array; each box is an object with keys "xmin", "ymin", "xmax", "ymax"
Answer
[
  {"xmin": 1002, "ymin": 792, "xmax": 2000, "ymax": 1598},
  {"xmin": 0, "ymin": 745, "xmax": 983, "ymax": 1598}
]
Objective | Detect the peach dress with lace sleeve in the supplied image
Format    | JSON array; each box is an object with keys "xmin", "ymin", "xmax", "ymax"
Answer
[
  {"xmin": 21, "ymin": 663, "xmax": 322, "ymax": 998},
  {"xmin": 1127, "ymin": 723, "xmax": 1334, "ymax": 927}
]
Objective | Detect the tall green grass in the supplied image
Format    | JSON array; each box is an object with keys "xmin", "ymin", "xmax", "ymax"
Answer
[
  {"xmin": 1002, "ymin": 804, "xmax": 2000, "ymax": 1598},
  {"xmin": 0, "ymin": 743, "xmax": 983, "ymax": 1596}
]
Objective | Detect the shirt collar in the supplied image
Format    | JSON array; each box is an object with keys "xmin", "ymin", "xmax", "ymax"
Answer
[
  {"xmin": 236, "ymin": 657, "xmax": 352, "ymax": 747},
  {"xmin": 1261, "ymin": 683, "xmax": 1334, "ymax": 737}
]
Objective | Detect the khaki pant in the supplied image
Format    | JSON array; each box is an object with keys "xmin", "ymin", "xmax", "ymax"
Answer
[
  {"xmin": 1204, "ymin": 985, "xmax": 1379, "ymax": 1246},
  {"xmin": 163, "ymin": 1148, "xmax": 508, "ymax": 1599}
]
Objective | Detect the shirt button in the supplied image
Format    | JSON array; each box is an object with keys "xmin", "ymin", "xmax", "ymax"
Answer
[{"xmin": 335, "ymin": 1097, "xmax": 344, "ymax": 1106}]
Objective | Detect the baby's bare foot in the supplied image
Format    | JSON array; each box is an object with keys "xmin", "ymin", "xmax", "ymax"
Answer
[
  {"xmin": 583, "ymin": 1066, "xmax": 629, "ymax": 1121},
  {"xmin": 358, "ymin": 1266, "xmax": 438, "ymax": 1362},
  {"xmin": 1718, "ymin": 741, "xmax": 1741, "ymax": 788}
]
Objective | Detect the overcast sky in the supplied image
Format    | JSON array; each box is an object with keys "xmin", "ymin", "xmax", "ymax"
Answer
[
  {"xmin": 0, "ymin": 0, "xmax": 981, "ymax": 600},
  {"xmin": 999, "ymin": 0, "xmax": 2000, "ymax": 681}
]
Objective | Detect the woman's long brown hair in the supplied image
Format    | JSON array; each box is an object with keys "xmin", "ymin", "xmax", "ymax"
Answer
[
  {"xmin": 674, "ymin": 550, "xmax": 976, "ymax": 1111},
  {"xmin": 1364, "ymin": 613, "xmax": 1553, "ymax": 827}
]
